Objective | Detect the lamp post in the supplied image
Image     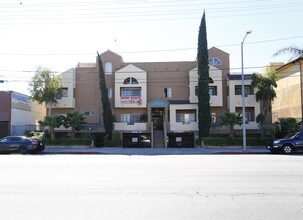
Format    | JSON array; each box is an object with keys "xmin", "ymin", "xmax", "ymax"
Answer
[{"xmin": 241, "ymin": 30, "xmax": 252, "ymax": 151}]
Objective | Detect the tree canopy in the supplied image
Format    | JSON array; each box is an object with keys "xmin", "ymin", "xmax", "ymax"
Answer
[
  {"xmin": 197, "ymin": 11, "xmax": 211, "ymax": 141},
  {"xmin": 220, "ymin": 112, "xmax": 242, "ymax": 137},
  {"xmin": 97, "ymin": 52, "xmax": 113, "ymax": 140},
  {"xmin": 63, "ymin": 111, "xmax": 85, "ymax": 138},
  {"xmin": 251, "ymin": 67, "xmax": 277, "ymax": 136},
  {"xmin": 29, "ymin": 67, "xmax": 61, "ymax": 116}
]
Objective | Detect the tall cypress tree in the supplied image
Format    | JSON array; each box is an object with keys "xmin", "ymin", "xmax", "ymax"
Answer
[
  {"xmin": 197, "ymin": 11, "xmax": 211, "ymax": 141},
  {"xmin": 97, "ymin": 52, "xmax": 113, "ymax": 140}
]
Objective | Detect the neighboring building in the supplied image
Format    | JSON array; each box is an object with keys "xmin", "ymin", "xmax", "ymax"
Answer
[
  {"xmin": 52, "ymin": 47, "xmax": 263, "ymax": 147},
  {"xmin": 0, "ymin": 91, "xmax": 46, "ymax": 138},
  {"xmin": 272, "ymin": 56, "xmax": 303, "ymax": 122},
  {"xmin": 227, "ymin": 74, "xmax": 260, "ymax": 132}
]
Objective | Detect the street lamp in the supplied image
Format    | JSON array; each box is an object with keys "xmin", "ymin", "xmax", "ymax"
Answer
[{"xmin": 241, "ymin": 30, "xmax": 252, "ymax": 151}]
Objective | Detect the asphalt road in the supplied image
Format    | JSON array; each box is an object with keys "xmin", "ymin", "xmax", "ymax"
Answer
[{"xmin": 0, "ymin": 154, "xmax": 303, "ymax": 220}]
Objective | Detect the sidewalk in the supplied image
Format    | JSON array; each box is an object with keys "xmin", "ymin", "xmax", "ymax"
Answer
[{"xmin": 44, "ymin": 146, "xmax": 269, "ymax": 155}]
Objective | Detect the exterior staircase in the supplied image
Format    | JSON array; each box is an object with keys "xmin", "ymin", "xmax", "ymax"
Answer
[{"xmin": 153, "ymin": 130, "xmax": 165, "ymax": 148}]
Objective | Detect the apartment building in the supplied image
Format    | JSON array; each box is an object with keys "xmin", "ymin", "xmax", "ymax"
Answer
[
  {"xmin": 52, "ymin": 47, "xmax": 262, "ymax": 147},
  {"xmin": 272, "ymin": 56, "xmax": 303, "ymax": 122}
]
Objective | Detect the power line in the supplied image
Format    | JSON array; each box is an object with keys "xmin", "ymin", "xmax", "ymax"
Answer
[{"xmin": 0, "ymin": 35, "xmax": 302, "ymax": 56}]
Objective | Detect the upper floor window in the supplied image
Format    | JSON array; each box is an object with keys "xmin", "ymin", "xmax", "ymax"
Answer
[
  {"xmin": 209, "ymin": 77, "xmax": 214, "ymax": 83},
  {"xmin": 123, "ymin": 77, "xmax": 138, "ymax": 84},
  {"xmin": 56, "ymin": 87, "xmax": 68, "ymax": 99},
  {"xmin": 105, "ymin": 62, "xmax": 112, "ymax": 75},
  {"xmin": 235, "ymin": 85, "xmax": 253, "ymax": 96},
  {"xmin": 121, "ymin": 87, "xmax": 141, "ymax": 96},
  {"xmin": 195, "ymin": 86, "xmax": 217, "ymax": 96},
  {"xmin": 164, "ymin": 88, "xmax": 172, "ymax": 98},
  {"xmin": 108, "ymin": 88, "xmax": 112, "ymax": 99},
  {"xmin": 209, "ymin": 86, "xmax": 217, "ymax": 96},
  {"xmin": 208, "ymin": 57, "xmax": 222, "ymax": 66}
]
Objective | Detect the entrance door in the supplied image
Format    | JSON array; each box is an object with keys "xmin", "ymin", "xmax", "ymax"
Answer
[{"xmin": 152, "ymin": 108, "xmax": 164, "ymax": 130}]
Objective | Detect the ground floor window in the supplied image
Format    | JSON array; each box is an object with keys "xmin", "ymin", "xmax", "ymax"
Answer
[
  {"xmin": 121, "ymin": 114, "xmax": 140, "ymax": 125},
  {"xmin": 176, "ymin": 110, "xmax": 196, "ymax": 124},
  {"xmin": 235, "ymin": 107, "xmax": 255, "ymax": 122}
]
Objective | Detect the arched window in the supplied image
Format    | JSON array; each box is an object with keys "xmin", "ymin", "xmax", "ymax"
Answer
[
  {"xmin": 208, "ymin": 57, "xmax": 222, "ymax": 66},
  {"xmin": 105, "ymin": 62, "xmax": 112, "ymax": 75},
  {"xmin": 123, "ymin": 77, "xmax": 138, "ymax": 84}
]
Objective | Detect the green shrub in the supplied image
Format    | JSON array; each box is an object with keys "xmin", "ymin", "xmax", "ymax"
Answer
[
  {"xmin": 43, "ymin": 137, "xmax": 94, "ymax": 146},
  {"xmin": 104, "ymin": 131, "xmax": 121, "ymax": 147}
]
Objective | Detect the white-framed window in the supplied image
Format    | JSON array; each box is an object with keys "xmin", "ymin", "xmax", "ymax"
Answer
[
  {"xmin": 108, "ymin": 88, "xmax": 112, "ymax": 99},
  {"xmin": 121, "ymin": 114, "xmax": 140, "ymax": 125},
  {"xmin": 164, "ymin": 88, "xmax": 172, "ymax": 98},
  {"xmin": 195, "ymin": 86, "xmax": 217, "ymax": 96},
  {"xmin": 56, "ymin": 87, "xmax": 68, "ymax": 99},
  {"xmin": 105, "ymin": 62, "xmax": 112, "ymax": 75},
  {"xmin": 120, "ymin": 87, "xmax": 141, "ymax": 96},
  {"xmin": 235, "ymin": 85, "xmax": 252, "ymax": 96},
  {"xmin": 209, "ymin": 86, "xmax": 217, "ymax": 96},
  {"xmin": 176, "ymin": 110, "xmax": 196, "ymax": 124},
  {"xmin": 123, "ymin": 77, "xmax": 138, "ymax": 84}
]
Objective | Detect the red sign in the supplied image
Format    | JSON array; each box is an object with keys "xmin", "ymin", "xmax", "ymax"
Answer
[{"xmin": 121, "ymin": 96, "xmax": 142, "ymax": 105}]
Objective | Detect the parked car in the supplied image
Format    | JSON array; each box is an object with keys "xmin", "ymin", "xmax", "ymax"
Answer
[
  {"xmin": 0, "ymin": 136, "xmax": 45, "ymax": 154},
  {"xmin": 267, "ymin": 132, "xmax": 303, "ymax": 154}
]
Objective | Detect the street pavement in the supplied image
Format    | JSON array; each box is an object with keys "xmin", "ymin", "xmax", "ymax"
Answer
[
  {"xmin": 1, "ymin": 154, "xmax": 303, "ymax": 220},
  {"xmin": 44, "ymin": 145, "xmax": 270, "ymax": 155}
]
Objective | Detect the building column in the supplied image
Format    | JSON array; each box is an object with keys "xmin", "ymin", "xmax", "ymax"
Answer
[
  {"xmin": 164, "ymin": 107, "xmax": 169, "ymax": 122},
  {"xmin": 147, "ymin": 107, "xmax": 152, "ymax": 122}
]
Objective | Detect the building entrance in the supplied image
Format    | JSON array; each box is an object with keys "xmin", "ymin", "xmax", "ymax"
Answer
[{"xmin": 152, "ymin": 108, "xmax": 164, "ymax": 130}]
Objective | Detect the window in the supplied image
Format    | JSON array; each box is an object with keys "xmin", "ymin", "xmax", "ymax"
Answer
[
  {"xmin": 85, "ymin": 112, "xmax": 94, "ymax": 116},
  {"xmin": 108, "ymin": 88, "xmax": 112, "ymax": 99},
  {"xmin": 105, "ymin": 62, "xmax": 112, "ymax": 75},
  {"xmin": 235, "ymin": 85, "xmax": 252, "ymax": 96},
  {"xmin": 176, "ymin": 110, "xmax": 196, "ymax": 124},
  {"xmin": 164, "ymin": 88, "xmax": 172, "ymax": 98},
  {"xmin": 121, "ymin": 114, "xmax": 140, "ymax": 125},
  {"xmin": 195, "ymin": 86, "xmax": 217, "ymax": 96},
  {"xmin": 209, "ymin": 86, "xmax": 217, "ymax": 96},
  {"xmin": 56, "ymin": 88, "xmax": 68, "ymax": 99},
  {"xmin": 208, "ymin": 57, "xmax": 222, "ymax": 65},
  {"xmin": 120, "ymin": 87, "xmax": 141, "ymax": 96},
  {"xmin": 235, "ymin": 107, "xmax": 255, "ymax": 123},
  {"xmin": 123, "ymin": 77, "xmax": 138, "ymax": 84},
  {"xmin": 61, "ymin": 88, "xmax": 68, "ymax": 97},
  {"xmin": 212, "ymin": 113, "xmax": 216, "ymax": 123}
]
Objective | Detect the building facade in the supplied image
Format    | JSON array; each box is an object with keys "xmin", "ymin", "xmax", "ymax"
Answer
[
  {"xmin": 0, "ymin": 91, "xmax": 46, "ymax": 138},
  {"xmin": 272, "ymin": 56, "xmax": 303, "ymax": 122},
  {"xmin": 52, "ymin": 47, "xmax": 262, "ymax": 147}
]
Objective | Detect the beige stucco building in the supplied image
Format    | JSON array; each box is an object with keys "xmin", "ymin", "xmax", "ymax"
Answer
[
  {"xmin": 272, "ymin": 57, "xmax": 303, "ymax": 122},
  {"xmin": 52, "ymin": 47, "xmax": 263, "ymax": 147}
]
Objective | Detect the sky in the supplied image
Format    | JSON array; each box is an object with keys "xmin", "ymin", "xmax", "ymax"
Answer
[{"xmin": 0, "ymin": 0, "xmax": 302, "ymax": 95}]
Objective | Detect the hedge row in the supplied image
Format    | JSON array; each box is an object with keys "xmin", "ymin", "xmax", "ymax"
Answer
[{"xmin": 43, "ymin": 137, "xmax": 94, "ymax": 146}]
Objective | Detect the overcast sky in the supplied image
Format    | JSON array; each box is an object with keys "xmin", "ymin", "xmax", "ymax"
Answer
[{"xmin": 0, "ymin": 0, "xmax": 302, "ymax": 95}]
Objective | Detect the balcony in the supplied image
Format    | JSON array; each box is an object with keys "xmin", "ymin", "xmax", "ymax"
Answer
[{"xmin": 114, "ymin": 122, "xmax": 147, "ymax": 131}]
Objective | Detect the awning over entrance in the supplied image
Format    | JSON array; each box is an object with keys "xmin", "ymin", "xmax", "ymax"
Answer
[{"xmin": 147, "ymin": 99, "xmax": 169, "ymax": 108}]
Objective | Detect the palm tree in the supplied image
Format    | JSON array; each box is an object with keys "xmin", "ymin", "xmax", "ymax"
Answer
[
  {"xmin": 273, "ymin": 46, "xmax": 303, "ymax": 57},
  {"xmin": 220, "ymin": 112, "xmax": 242, "ymax": 137},
  {"xmin": 63, "ymin": 111, "xmax": 85, "ymax": 138},
  {"xmin": 38, "ymin": 115, "xmax": 64, "ymax": 141},
  {"xmin": 251, "ymin": 68, "xmax": 277, "ymax": 137}
]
